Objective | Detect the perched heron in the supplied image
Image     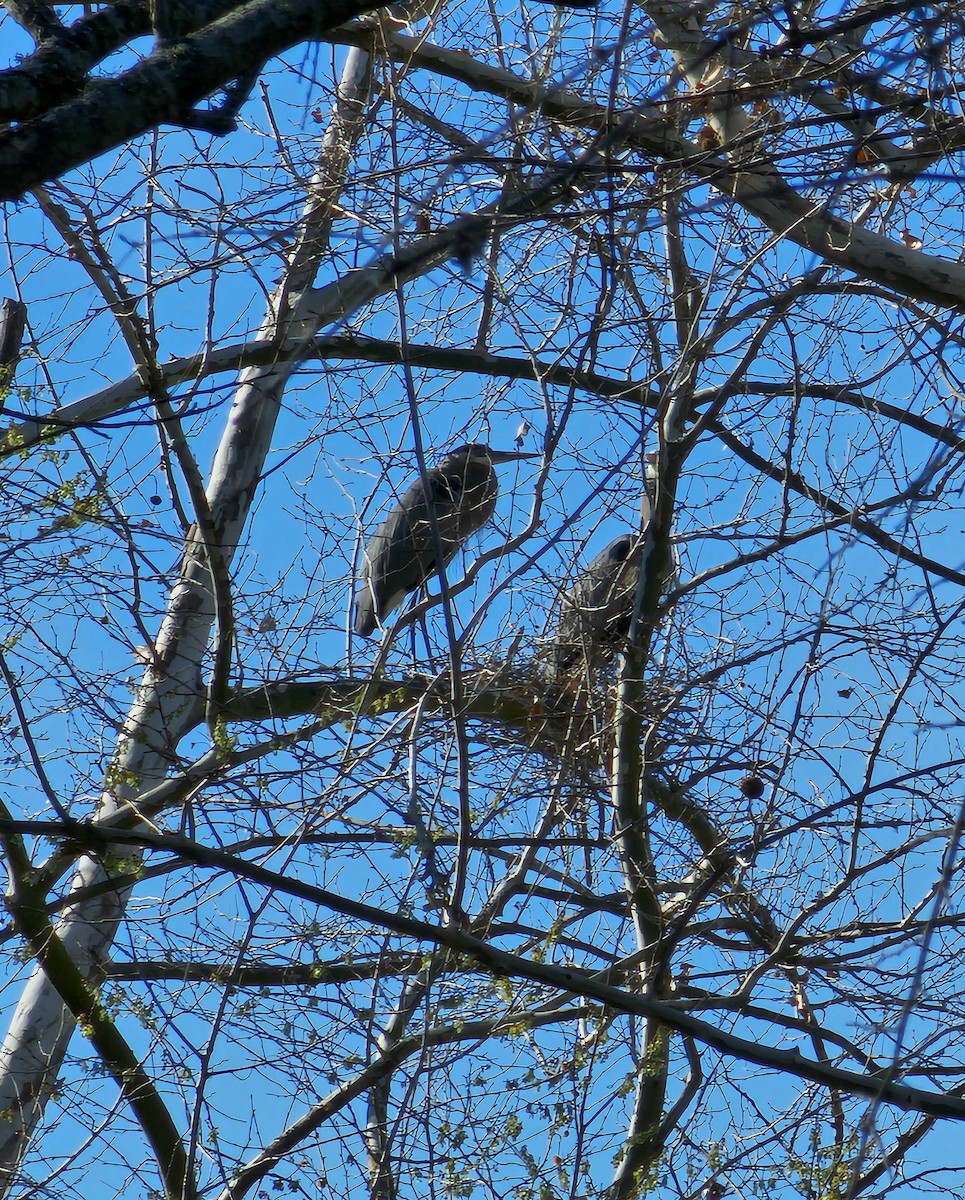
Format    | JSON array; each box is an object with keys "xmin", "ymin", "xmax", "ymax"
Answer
[
  {"xmin": 354, "ymin": 443, "xmax": 537, "ymax": 637},
  {"xmin": 553, "ymin": 533, "xmax": 647, "ymax": 673},
  {"xmin": 552, "ymin": 455, "xmax": 675, "ymax": 673}
]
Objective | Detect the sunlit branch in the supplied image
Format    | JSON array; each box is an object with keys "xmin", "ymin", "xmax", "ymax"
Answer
[
  {"xmin": 330, "ymin": 23, "xmax": 965, "ymax": 311},
  {"xmin": 4, "ymin": 816, "xmax": 965, "ymax": 1125},
  {"xmin": 219, "ymin": 1000, "xmax": 592, "ymax": 1200},
  {"xmin": 0, "ymin": 802, "xmax": 194, "ymax": 1200}
]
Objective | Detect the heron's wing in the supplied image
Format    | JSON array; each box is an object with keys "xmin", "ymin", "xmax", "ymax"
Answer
[
  {"xmin": 353, "ymin": 508, "xmax": 414, "ymax": 636},
  {"xmin": 353, "ymin": 588, "xmax": 380, "ymax": 637}
]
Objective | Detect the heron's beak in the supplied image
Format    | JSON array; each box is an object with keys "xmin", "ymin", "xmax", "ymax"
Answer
[{"xmin": 488, "ymin": 449, "xmax": 540, "ymax": 463}]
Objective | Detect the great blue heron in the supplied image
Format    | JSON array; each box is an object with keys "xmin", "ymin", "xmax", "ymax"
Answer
[
  {"xmin": 354, "ymin": 443, "xmax": 537, "ymax": 637},
  {"xmin": 552, "ymin": 533, "xmax": 646, "ymax": 673},
  {"xmin": 552, "ymin": 455, "xmax": 675, "ymax": 673}
]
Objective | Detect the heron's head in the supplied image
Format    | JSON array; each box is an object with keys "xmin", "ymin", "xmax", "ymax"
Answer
[{"xmin": 449, "ymin": 442, "xmax": 539, "ymax": 466}]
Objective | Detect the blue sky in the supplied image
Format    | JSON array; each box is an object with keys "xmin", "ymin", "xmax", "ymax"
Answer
[{"xmin": 3, "ymin": 2, "xmax": 965, "ymax": 1196}]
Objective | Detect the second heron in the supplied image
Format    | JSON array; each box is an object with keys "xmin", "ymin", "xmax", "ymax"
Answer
[{"xmin": 552, "ymin": 453, "xmax": 677, "ymax": 674}]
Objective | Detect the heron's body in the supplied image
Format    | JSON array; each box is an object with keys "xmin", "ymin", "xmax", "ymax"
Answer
[
  {"xmin": 553, "ymin": 533, "xmax": 643, "ymax": 673},
  {"xmin": 354, "ymin": 443, "xmax": 534, "ymax": 636}
]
